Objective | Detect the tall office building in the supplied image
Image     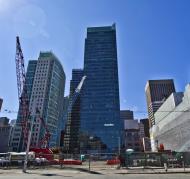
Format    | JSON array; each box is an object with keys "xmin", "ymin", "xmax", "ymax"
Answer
[
  {"xmin": 80, "ymin": 24, "xmax": 121, "ymax": 153},
  {"xmin": 11, "ymin": 52, "xmax": 66, "ymax": 151},
  {"xmin": 145, "ymin": 79, "xmax": 175, "ymax": 127},
  {"xmin": 64, "ymin": 69, "xmax": 83, "ymax": 153},
  {"xmin": 120, "ymin": 110, "xmax": 134, "ymax": 120}
]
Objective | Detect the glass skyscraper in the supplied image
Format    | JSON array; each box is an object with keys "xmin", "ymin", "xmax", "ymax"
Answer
[
  {"xmin": 80, "ymin": 24, "xmax": 122, "ymax": 153},
  {"xmin": 64, "ymin": 69, "xmax": 83, "ymax": 153}
]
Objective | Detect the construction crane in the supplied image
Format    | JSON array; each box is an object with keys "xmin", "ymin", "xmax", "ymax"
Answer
[
  {"xmin": 63, "ymin": 75, "xmax": 87, "ymax": 128},
  {"xmin": 15, "ymin": 36, "xmax": 30, "ymax": 149},
  {"xmin": 36, "ymin": 108, "xmax": 51, "ymax": 148},
  {"xmin": 15, "ymin": 36, "xmax": 86, "ymax": 158},
  {"xmin": 15, "ymin": 37, "xmax": 50, "ymax": 150},
  {"xmin": 67, "ymin": 75, "xmax": 86, "ymax": 113},
  {"xmin": 29, "ymin": 76, "xmax": 86, "ymax": 163}
]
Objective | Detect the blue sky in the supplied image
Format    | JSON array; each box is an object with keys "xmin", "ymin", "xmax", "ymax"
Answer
[{"xmin": 0, "ymin": 0, "xmax": 190, "ymax": 120}]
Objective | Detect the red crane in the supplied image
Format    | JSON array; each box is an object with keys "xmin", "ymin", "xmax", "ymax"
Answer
[
  {"xmin": 35, "ymin": 108, "xmax": 51, "ymax": 148},
  {"xmin": 38, "ymin": 118, "xmax": 51, "ymax": 148},
  {"xmin": 15, "ymin": 36, "xmax": 50, "ymax": 149},
  {"xmin": 15, "ymin": 36, "xmax": 30, "ymax": 149}
]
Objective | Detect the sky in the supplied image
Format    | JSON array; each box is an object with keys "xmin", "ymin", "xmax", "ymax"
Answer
[{"xmin": 0, "ymin": 0, "xmax": 190, "ymax": 120}]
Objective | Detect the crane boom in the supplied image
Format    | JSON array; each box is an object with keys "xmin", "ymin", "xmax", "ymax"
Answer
[
  {"xmin": 15, "ymin": 36, "xmax": 30, "ymax": 149},
  {"xmin": 75, "ymin": 76, "xmax": 86, "ymax": 93},
  {"xmin": 63, "ymin": 75, "xmax": 86, "ymax": 151},
  {"xmin": 15, "ymin": 36, "xmax": 26, "ymax": 100},
  {"xmin": 67, "ymin": 75, "xmax": 86, "ymax": 114}
]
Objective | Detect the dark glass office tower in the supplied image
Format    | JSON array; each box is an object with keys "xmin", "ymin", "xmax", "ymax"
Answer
[
  {"xmin": 80, "ymin": 24, "xmax": 121, "ymax": 153},
  {"xmin": 64, "ymin": 69, "xmax": 83, "ymax": 153}
]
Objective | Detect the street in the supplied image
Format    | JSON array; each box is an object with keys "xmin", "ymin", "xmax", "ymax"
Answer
[{"xmin": 0, "ymin": 168, "xmax": 190, "ymax": 179}]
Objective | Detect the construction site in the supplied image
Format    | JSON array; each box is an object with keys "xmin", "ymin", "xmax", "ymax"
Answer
[{"xmin": 0, "ymin": 36, "xmax": 189, "ymax": 174}]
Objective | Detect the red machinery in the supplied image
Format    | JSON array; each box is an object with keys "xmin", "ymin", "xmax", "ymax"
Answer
[
  {"xmin": 29, "ymin": 148, "xmax": 54, "ymax": 161},
  {"xmin": 38, "ymin": 117, "xmax": 51, "ymax": 147},
  {"xmin": 15, "ymin": 36, "xmax": 30, "ymax": 148}
]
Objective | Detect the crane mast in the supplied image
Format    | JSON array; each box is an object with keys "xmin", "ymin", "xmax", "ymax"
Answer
[
  {"xmin": 15, "ymin": 37, "xmax": 50, "ymax": 149},
  {"xmin": 15, "ymin": 36, "xmax": 30, "ymax": 149},
  {"xmin": 15, "ymin": 36, "xmax": 26, "ymax": 99}
]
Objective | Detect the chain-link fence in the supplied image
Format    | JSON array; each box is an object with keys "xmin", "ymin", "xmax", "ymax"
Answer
[
  {"xmin": 0, "ymin": 152, "xmax": 120, "ymax": 171},
  {"xmin": 1, "ymin": 151, "xmax": 190, "ymax": 171},
  {"xmin": 123, "ymin": 152, "xmax": 190, "ymax": 169}
]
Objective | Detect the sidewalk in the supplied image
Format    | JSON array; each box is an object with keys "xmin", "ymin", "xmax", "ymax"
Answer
[
  {"xmin": 115, "ymin": 167, "xmax": 190, "ymax": 174},
  {"xmin": 0, "ymin": 168, "xmax": 84, "ymax": 175},
  {"xmin": 0, "ymin": 166, "xmax": 190, "ymax": 175}
]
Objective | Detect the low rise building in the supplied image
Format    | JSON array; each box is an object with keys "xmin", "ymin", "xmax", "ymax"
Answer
[
  {"xmin": 120, "ymin": 110, "xmax": 134, "ymax": 120},
  {"xmin": 151, "ymin": 84, "xmax": 190, "ymax": 152},
  {"xmin": 124, "ymin": 118, "xmax": 151, "ymax": 152},
  {"xmin": 124, "ymin": 119, "xmax": 142, "ymax": 151},
  {"xmin": 0, "ymin": 117, "xmax": 12, "ymax": 152}
]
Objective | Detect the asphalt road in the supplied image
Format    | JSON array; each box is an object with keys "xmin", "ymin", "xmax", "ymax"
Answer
[{"xmin": 0, "ymin": 169, "xmax": 190, "ymax": 179}]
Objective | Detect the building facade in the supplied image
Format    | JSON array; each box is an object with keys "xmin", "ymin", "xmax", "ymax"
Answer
[
  {"xmin": 145, "ymin": 79, "xmax": 176, "ymax": 127},
  {"xmin": 120, "ymin": 110, "xmax": 134, "ymax": 120},
  {"xmin": 64, "ymin": 69, "xmax": 84, "ymax": 153},
  {"xmin": 80, "ymin": 24, "xmax": 122, "ymax": 153},
  {"xmin": 151, "ymin": 84, "xmax": 190, "ymax": 152},
  {"xmin": 140, "ymin": 118, "xmax": 150, "ymax": 138},
  {"xmin": 124, "ymin": 119, "xmax": 142, "ymax": 151},
  {"xmin": 0, "ymin": 117, "xmax": 12, "ymax": 152},
  {"xmin": 11, "ymin": 52, "xmax": 66, "ymax": 151},
  {"xmin": 60, "ymin": 96, "xmax": 69, "ymax": 147}
]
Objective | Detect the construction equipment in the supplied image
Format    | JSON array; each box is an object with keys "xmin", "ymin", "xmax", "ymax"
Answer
[
  {"xmin": 30, "ymin": 76, "xmax": 86, "ymax": 161},
  {"xmin": 38, "ymin": 116, "xmax": 51, "ymax": 148},
  {"xmin": 15, "ymin": 36, "xmax": 30, "ymax": 149},
  {"xmin": 15, "ymin": 37, "xmax": 50, "ymax": 150}
]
